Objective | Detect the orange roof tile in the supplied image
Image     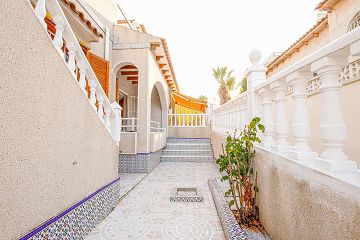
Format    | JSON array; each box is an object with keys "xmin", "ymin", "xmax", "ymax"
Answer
[
  {"xmin": 266, "ymin": 16, "xmax": 328, "ymax": 75},
  {"xmin": 62, "ymin": 0, "xmax": 103, "ymax": 38},
  {"xmin": 315, "ymin": 0, "xmax": 339, "ymax": 11},
  {"xmin": 161, "ymin": 38, "xmax": 179, "ymax": 92}
]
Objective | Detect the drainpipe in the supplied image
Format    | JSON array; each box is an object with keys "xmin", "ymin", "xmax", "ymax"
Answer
[{"xmin": 104, "ymin": 27, "xmax": 110, "ymax": 61}]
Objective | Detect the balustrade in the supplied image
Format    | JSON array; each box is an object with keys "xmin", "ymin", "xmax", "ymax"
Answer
[
  {"xmin": 212, "ymin": 37, "xmax": 360, "ymax": 184},
  {"xmin": 31, "ymin": 0, "xmax": 121, "ymax": 142},
  {"xmin": 168, "ymin": 113, "xmax": 209, "ymax": 127}
]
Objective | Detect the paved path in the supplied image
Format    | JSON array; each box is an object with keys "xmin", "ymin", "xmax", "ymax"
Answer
[{"xmin": 87, "ymin": 162, "xmax": 225, "ymax": 240}]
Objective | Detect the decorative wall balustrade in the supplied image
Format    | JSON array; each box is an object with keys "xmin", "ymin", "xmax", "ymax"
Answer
[
  {"xmin": 212, "ymin": 29, "xmax": 360, "ymax": 185},
  {"xmin": 212, "ymin": 93, "xmax": 247, "ymax": 135},
  {"xmin": 150, "ymin": 120, "xmax": 166, "ymax": 132},
  {"xmin": 168, "ymin": 114, "xmax": 209, "ymax": 127},
  {"xmin": 31, "ymin": 0, "xmax": 121, "ymax": 143},
  {"xmin": 122, "ymin": 118, "xmax": 137, "ymax": 132},
  {"xmin": 287, "ymin": 59, "xmax": 360, "ymax": 96}
]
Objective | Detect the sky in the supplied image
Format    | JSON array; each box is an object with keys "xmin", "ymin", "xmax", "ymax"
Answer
[{"xmin": 118, "ymin": 0, "xmax": 320, "ymax": 103}]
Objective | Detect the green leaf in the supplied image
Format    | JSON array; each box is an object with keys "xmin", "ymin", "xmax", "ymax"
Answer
[
  {"xmin": 225, "ymin": 189, "xmax": 232, "ymax": 197},
  {"xmin": 221, "ymin": 175, "xmax": 228, "ymax": 182},
  {"xmin": 228, "ymin": 199, "xmax": 235, "ymax": 207}
]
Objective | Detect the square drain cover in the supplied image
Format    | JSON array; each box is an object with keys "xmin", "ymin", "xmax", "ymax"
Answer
[{"xmin": 170, "ymin": 187, "xmax": 203, "ymax": 202}]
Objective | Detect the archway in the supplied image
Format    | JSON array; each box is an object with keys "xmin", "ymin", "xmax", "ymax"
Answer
[
  {"xmin": 150, "ymin": 81, "xmax": 168, "ymax": 132},
  {"xmin": 114, "ymin": 62, "xmax": 139, "ymax": 132}
]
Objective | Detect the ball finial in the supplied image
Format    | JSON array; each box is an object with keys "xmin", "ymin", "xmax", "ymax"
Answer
[{"xmin": 249, "ymin": 49, "xmax": 261, "ymax": 65}]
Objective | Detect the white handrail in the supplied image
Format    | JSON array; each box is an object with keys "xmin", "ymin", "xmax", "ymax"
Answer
[
  {"xmin": 122, "ymin": 118, "xmax": 137, "ymax": 132},
  {"xmin": 150, "ymin": 120, "xmax": 165, "ymax": 132},
  {"xmin": 168, "ymin": 113, "xmax": 209, "ymax": 127},
  {"xmin": 31, "ymin": 0, "xmax": 121, "ymax": 142}
]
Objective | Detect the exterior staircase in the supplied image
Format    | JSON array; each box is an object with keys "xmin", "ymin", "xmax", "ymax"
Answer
[{"xmin": 161, "ymin": 138, "xmax": 214, "ymax": 162}]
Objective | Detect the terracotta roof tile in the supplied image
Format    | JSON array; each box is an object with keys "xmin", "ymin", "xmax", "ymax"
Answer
[
  {"xmin": 161, "ymin": 38, "xmax": 179, "ymax": 92},
  {"xmin": 61, "ymin": 0, "xmax": 103, "ymax": 38},
  {"xmin": 267, "ymin": 16, "xmax": 328, "ymax": 74}
]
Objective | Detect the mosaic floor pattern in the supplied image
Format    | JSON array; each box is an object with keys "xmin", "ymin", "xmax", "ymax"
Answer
[{"xmin": 86, "ymin": 162, "xmax": 225, "ymax": 240}]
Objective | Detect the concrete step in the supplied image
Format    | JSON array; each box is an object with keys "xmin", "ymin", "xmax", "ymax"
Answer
[
  {"xmin": 167, "ymin": 138, "xmax": 211, "ymax": 144},
  {"xmin": 162, "ymin": 149, "xmax": 213, "ymax": 156},
  {"xmin": 165, "ymin": 143, "xmax": 212, "ymax": 150},
  {"xmin": 161, "ymin": 155, "xmax": 214, "ymax": 162}
]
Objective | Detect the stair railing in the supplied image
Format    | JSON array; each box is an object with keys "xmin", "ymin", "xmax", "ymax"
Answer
[
  {"xmin": 168, "ymin": 113, "xmax": 209, "ymax": 127},
  {"xmin": 31, "ymin": 0, "xmax": 121, "ymax": 143}
]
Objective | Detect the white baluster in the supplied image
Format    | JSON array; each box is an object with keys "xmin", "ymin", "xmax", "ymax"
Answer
[
  {"xmin": 52, "ymin": 16, "xmax": 65, "ymax": 55},
  {"xmin": 111, "ymin": 101, "xmax": 122, "ymax": 143},
  {"xmin": 96, "ymin": 92, "xmax": 104, "ymax": 122},
  {"xmin": 131, "ymin": 117, "xmax": 135, "ymax": 132},
  {"xmin": 270, "ymin": 81, "xmax": 290, "ymax": 154},
  {"xmin": 311, "ymin": 56, "xmax": 357, "ymax": 179},
  {"xmin": 191, "ymin": 115, "xmax": 194, "ymax": 127},
  {"xmin": 286, "ymin": 72, "xmax": 317, "ymax": 163},
  {"xmin": 78, "ymin": 63, "xmax": 87, "ymax": 95},
  {"xmin": 258, "ymin": 88, "xmax": 275, "ymax": 149},
  {"xmin": 89, "ymin": 80, "xmax": 97, "ymax": 110},
  {"xmin": 182, "ymin": 115, "xmax": 185, "ymax": 127},
  {"xmin": 67, "ymin": 43, "xmax": 77, "ymax": 73},
  {"xmin": 35, "ymin": 0, "xmax": 46, "ymax": 28},
  {"xmin": 240, "ymin": 98, "xmax": 247, "ymax": 130},
  {"xmin": 104, "ymin": 106, "xmax": 111, "ymax": 130}
]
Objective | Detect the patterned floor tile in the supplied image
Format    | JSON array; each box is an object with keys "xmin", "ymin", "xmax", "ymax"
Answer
[{"xmin": 86, "ymin": 162, "xmax": 224, "ymax": 240}]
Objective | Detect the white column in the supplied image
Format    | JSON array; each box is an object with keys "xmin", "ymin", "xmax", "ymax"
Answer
[
  {"xmin": 104, "ymin": 27, "xmax": 110, "ymax": 60},
  {"xmin": 96, "ymin": 92, "xmax": 105, "ymax": 122},
  {"xmin": 286, "ymin": 72, "xmax": 317, "ymax": 163},
  {"xmin": 78, "ymin": 62, "xmax": 87, "ymax": 94},
  {"xmin": 258, "ymin": 88, "xmax": 274, "ymax": 149},
  {"xmin": 35, "ymin": 0, "xmax": 46, "ymax": 28},
  {"xmin": 270, "ymin": 81, "xmax": 290, "ymax": 154},
  {"xmin": 89, "ymin": 80, "xmax": 97, "ymax": 110},
  {"xmin": 104, "ymin": 106, "xmax": 111, "ymax": 130},
  {"xmin": 240, "ymin": 97, "xmax": 247, "ymax": 130},
  {"xmin": 67, "ymin": 43, "xmax": 77, "ymax": 73},
  {"xmin": 52, "ymin": 16, "xmax": 65, "ymax": 55},
  {"xmin": 111, "ymin": 101, "xmax": 122, "ymax": 144},
  {"xmin": 311, "ymin": 56, "xmax": 357, "ymax": 177}
]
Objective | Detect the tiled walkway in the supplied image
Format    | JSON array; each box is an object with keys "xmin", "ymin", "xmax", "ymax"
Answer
[{"xmin": 86, "ymin": 162, "xmax": 225, "ymax": 240}]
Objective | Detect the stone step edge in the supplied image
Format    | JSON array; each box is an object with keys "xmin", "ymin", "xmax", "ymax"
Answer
[
  {"xmin": 163, "ymin": 150, "xmax": 213, "ymax": 152},
  {"xmin": 166, "ymin": 143, "xmax": 211, "ymax": 145},
  {"xmin": 161, "ymin": 155, "xmax": 214, "ymax": 158}
]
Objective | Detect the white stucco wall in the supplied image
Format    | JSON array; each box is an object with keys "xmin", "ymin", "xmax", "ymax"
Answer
[
  {"xmin": 0, "ymin": 2, "xmax": 119, "ymax": 239},
  {"xmin": 168, "ymin": 127, "xmax": 211, "ymax": 138},
  {"xmin": 329, "ymin": 0, "xmax": 360, "ymax": 40},
  {"xmin": 112, "ymin": 47, "xmax": 169, "ymax": 153},
  {"xmin": 211, "ymin": 131, "xmax": 360, "ymax": 240},
  {"xmin": 119, "ymin": 132, "xmax": 137, "ymax": 154}
]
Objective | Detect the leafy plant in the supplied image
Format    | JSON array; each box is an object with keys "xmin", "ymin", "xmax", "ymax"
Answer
[
  {"xmin": 212, "ymin": 66, "xmax": 238, "ymax": 105},
  {"xmin": 216, "ymin": 117, "xmax": 265, "ymax": 225}
]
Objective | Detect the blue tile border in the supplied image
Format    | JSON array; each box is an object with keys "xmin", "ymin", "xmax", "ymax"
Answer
[
  {"xmin": 208, "ymin": 178, "xmax": 247, "ymax": 240},
  {"xmin": 119, "ymin": 149, "xmax": 163, "ymax": 173},
  {"xmin": 20, "ymin": 177, "xmax": 121, "ymax": 240}
]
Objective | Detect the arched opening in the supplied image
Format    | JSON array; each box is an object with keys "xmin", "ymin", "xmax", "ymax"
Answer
[
  {"xmin": 150, "ymin": 82, "xmax": 167, "ymax": 131},
  {"xmin": 149, "ymin": 82, "xmax": 168, "ymax": 152},
  {"xmin": 115, "ymin": 63, "xmax": 139, "ymax": 132}
]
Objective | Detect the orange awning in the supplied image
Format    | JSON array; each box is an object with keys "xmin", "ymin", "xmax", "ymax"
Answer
[{"xmin": 171, "ymin": 92, "xmax": 207, "ymax": 112}]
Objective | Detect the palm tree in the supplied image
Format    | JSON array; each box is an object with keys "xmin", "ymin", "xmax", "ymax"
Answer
[
  {"xmin": 199, "ymin": 95, "xmax": 208, "ymax": 102},
  {"xmin": 212, "ymin": 66, "xmax": 237, "ymax": 105}
]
